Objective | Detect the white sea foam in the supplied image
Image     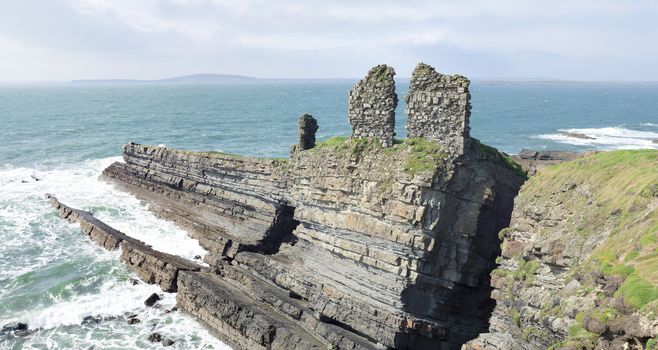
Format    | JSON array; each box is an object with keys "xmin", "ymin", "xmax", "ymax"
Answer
[
  {"xmin": 0, "ymin": 158, "xmax": 227, "ymax": 349},
  {"xmin": 642, "ymin": 122, "xmax": 658, "ymax": 127},
  {"xmin": 0, "ymin": 157, "xmax": 207, "ymax": 261},
  {"xmin": 534, "ymin": 126, "xmax": 658, "ymax": 150}
]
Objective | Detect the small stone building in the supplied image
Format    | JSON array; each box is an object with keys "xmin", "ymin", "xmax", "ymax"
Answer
[
  {"xmin": 405, "ymin": 63, "xmax": 471, "ymax": 156},
  {"xmin": 348, "ymin": 65, "xmax": 397, "ymax": 147}
]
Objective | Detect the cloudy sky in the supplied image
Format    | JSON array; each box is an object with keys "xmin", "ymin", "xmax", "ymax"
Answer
[{"xmin": 1, "ymin": 0, "xmax": 658, "ymax": 81}]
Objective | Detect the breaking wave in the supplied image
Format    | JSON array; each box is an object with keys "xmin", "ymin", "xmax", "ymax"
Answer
[
  {"xmin": 0, "ymin": 158, "xmax": 227, "ymax": 349},
  {"xmin": 534, "ymin": 126, "xmax": 658, "ymax": 150}
]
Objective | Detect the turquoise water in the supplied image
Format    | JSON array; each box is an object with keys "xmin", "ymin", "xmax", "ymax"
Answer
[{"xmin": 0, "ymin": 81, "xmax": 657, "ymax": 349}]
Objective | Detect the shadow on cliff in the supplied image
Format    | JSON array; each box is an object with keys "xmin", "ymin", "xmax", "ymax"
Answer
[{"xmin": 396, "ymin": 149, "xmax": 524, "ymax": 349}]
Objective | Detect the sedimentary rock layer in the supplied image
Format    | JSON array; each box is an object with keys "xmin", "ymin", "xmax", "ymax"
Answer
[
  {"xmin": 510, "ymin": 149, "xmax": 602, "ymax": 176},
  {"xmin": 46, "ymin": 194, "xmax": 203, "ymax": 292},
  {"xmin": 101, "ymin": 136, "xmax": 524, "ymax": 349}
]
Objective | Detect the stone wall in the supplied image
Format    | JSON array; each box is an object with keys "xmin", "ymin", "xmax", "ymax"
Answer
[
  {"xmin": 348, "ymin": 64, "xmax": 397, "ymax": 147},
  {"xmin": 405, "ymin": 63, "xmax": 471, "ymax": 156}
]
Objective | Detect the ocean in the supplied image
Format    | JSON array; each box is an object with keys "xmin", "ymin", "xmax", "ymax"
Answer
[{"xmin": 1, "ymin": 81, "xmax": 657, "ymax": 349}]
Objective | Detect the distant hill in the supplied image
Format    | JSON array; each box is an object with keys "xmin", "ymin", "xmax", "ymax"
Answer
[
  {"xmin": 71, "ymin": 74, "xmax": 260, "ymax": 84},
  {"xmin": 71, "ymin": 74, "xmax": 355, "ymax": 84}
]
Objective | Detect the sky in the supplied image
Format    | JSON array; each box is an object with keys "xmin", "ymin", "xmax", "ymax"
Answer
[{"xmin": 1, "ymin": 0, "xmax": 658, "ymax": 81}]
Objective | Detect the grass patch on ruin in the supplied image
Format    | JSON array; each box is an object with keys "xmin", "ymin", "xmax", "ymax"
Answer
[
  {"xmin": 314, "ymin": 136, "xmax": 448, "ymax": 176},
  {"xmin": 403, "ymin": 138, "xmax": 447, "ymax": 175}
]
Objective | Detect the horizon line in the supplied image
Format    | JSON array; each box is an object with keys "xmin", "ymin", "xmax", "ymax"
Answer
[{"xmin": 2, "ymin": 73, "xmax": 658, "ymax": 84}]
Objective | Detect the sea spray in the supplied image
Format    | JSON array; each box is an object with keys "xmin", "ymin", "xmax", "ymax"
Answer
[{"xmin": 0, "ymin": 158, "xmax": 227, "ymax": 349}]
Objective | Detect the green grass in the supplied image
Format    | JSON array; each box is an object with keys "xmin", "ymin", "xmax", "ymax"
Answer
[
  {"xmin": 647, "ymin": 337, "xmax": 657, "ymax": 350},
  {"xmin": 520, "ymin": 150, "xmax": 658, "ymax": 306},
  {"xmin": 314, "ymin": 136, "xmax": 448, "ymax": 176},
  {"xmin": 511, "ymin": 309, "xmax": 521, "ymax": 327},
  {"xmin": 615, "ymin": 275, "xmax": 658, "ymax": 309},
  {"xmin": 403, "ymin": 138, "xmax": 447, "ymax": 175},
  {"xmin": 479, "ymin": 143, "xmax": 527, "ymax": 178},
  {"xmin": 315, "ymin": 136, "xmax": 349, "ymax": 149}
]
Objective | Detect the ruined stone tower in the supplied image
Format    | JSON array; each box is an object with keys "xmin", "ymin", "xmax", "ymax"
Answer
[
  {"xmin": 348, "ymin": 65, "xmax": 397, "ymax": 147},
  {"xmin": 405, "ymin": 63, "xmax": 471, "ymax": 156},
  {"xmin": 290, "ymin": 113, "xmax": 318, "ymax": 155}
]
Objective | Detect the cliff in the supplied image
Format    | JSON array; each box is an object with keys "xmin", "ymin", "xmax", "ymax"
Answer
[
  {"xmin": 100, "ymin": 134, "xmax": 523, "ymax": 349},
  {"xmin": 465, "ymin": 150, "xmax": 658, "ymax": 349},
  {"xmin": 88, "ymin": 63, "xmax": 529, "ymax": 349}
]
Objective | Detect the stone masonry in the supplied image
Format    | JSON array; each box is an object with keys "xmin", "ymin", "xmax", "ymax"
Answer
[
  {"xmin": 291, "ymin": 113, "xmax": 318, "ymax": 154},
  {"xmin": 405, "ymin": 63, "xmax": 471, "ymax": 156},
  {"xmin": 348, "ymin": 64, "xmax": 397, "ymax": 147}
]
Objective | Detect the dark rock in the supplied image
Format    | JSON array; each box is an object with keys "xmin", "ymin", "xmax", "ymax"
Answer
[
  {"xmin": 144, "ymin": 293, "xmax": 160, "ymax": 307},
  {"xmin": 130, "ymin": 278, "xmax": 140, "ymax": 285},
  {"xmin": 194, "ymin": 255, "xmax": 202, "ymax": 260},
  {"xmin": 162, "ymin": 339, "xmax": 175, "ymax": 347},
  {"xmin": 1, "ymin": 322, "xmax": 28, "ymax": 334},
  {"xmin": 583, "ymin": 315, "xmax": 606, "ymax": 335},
  {"xmin": 603, "ymin": 275, "xmax": 623, "ymax": 297},
  {"xmin": 81, "ymin": 316, "xmax": 102, "ymax": 325},
  {"xmin": 652, "ymin": 139, "xmax": 658, "ymax": 144},
  {"xmin": 148, "ymin": 332, "xmax": 162, "ymax": 342},
  {"xmin": 564, "ymin": 132, "xmax": 595, "ymax": 140},
  {"xmin": 127, "ymin": 318, "xmax": 141, "ymax": 325},
  {"xmin": 293, "ymin": 113, "xmax": 319, "ymax": 152}
]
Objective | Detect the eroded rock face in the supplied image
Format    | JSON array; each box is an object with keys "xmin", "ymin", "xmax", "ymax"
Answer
[
  {"xmin": 405, "ymin": 63, "xmax": 471, "ymax": 157},
  {"xmin": 464, "ymin": 150, "xmax": 658, "ymax": 350},
  {"xmin": 348, "ymin": 65, "xmax": 397, "ymax": 147},
  {"xmin": 101, "ymin": 135, "xmax": 524, "ymax": 349}
]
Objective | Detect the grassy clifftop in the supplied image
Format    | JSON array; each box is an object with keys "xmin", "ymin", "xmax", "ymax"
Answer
[
  {"xmin": 495, "ymin": 149, "xmax": 658, "ymax": 349},
  {"xmin": 525, "ymin": 150, "xmax": 658, "ymax": 312}
]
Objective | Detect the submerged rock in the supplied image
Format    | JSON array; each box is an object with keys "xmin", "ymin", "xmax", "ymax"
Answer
[
  {"xmin": 162, "ymin": 339, "xmax": 175, "ymax": 347},
  {"xmin": 127, "ymin": 317, "xmax": 140, "ymax": 325},
  {"xmin": 564, "ymin": 131, "xmax": 595, "ymax": 139}
]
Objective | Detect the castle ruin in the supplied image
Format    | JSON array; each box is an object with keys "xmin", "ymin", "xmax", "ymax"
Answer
[
  {"xmin": 348, "ymin": 65, "xmax": 397, "ymax": 147},
  {"xmin": 405, "ymin": 63, "xmax": 471, "ymax": 156}
]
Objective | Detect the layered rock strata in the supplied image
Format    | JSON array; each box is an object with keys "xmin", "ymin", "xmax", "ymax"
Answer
[
  {"xmin": 348, "ymin": 65, "xmax": 397, "ymax": 147},
  {"xmin": 464, "ymin": 150, "xmax": 658, "ymax": 349},
  {"xmin": 405, "ymin": 63, "xmax": 471, "ymax": 157},
  {"xmin": 46, "ymin": 194, "xmax": 203, "ymax": 292},
  {"xmin": 100, "ymin": 134, "xmax": 524, "ymax": 349},
  {"xmin": 511, "ymin": 149, "xmax": 601, "ymax": 176}
]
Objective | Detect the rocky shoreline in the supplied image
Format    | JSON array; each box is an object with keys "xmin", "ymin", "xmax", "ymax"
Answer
[{"xmin": 37, "ymin": 63, "xmax": 657, "ymax": 349}]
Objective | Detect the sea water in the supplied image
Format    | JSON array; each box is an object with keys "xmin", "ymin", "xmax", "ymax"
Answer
[{"xmin": 0, "ymin": 81, "xmax": 657, "ymax": 349}]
